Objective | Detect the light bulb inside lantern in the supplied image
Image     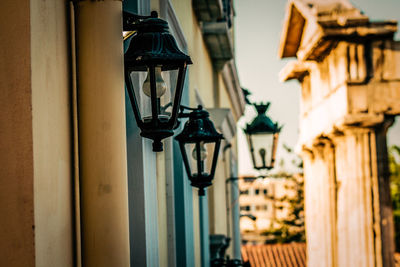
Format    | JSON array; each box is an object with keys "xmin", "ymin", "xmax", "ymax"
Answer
[
  {"xmin": 192, "ymin": 142, "xmax": 208, "ymax": 161},
  {"xmin": 143, "ymin": 67, "xmax": 167, "ymax": 97}
]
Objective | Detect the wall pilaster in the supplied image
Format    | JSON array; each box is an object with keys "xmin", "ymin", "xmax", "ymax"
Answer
[
  {"xmin": 0, "ymin": 1, "xmax": 35, "ymax": 266},
  {"xmin": 333, "ymin": 122, "xmax": 394, "ymax": 267},
  {"xmin": 302, "ymin": 139, "xmax": 337, "ymax": 267},
  {"xmin": 75, "ymin": 1, "xmax": 130, "ymax": 266}
]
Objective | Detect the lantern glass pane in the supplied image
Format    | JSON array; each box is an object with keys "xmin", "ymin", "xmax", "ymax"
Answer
[
  {"xmin": 129, "ymin": 70, "xmax": 150, "ymax": 119},
  {"xmin": 249, "ymin": 133, "xmax": 274, "ymax": 169},
  {"xmin": 184, "ymin": 141, "xmax": 215, "ymax": 178},
  {"xmin": 129, "ymin": 67, "xmax": 179, "ymax": 123},
  {"xmin": 159, "ymin": 68, "xmax": 179, "ymax": 119}
]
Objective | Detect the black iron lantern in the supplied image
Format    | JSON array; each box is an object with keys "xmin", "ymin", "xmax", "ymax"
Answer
[
  {"xmin": 175, "ymin": 106, "xmax": 224, "ymax": 196},
  {"xmin": 244, "ymin": 102, "xmax": 281, "ymax": 170},
  {"xmin": 124, "ymin": 11, "xmax": 192, "ymax": 152}
]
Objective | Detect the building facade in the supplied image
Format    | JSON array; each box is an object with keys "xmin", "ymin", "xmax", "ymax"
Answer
[
  {"xmin": 279, "ymin": 0, "xmax": 400, "ymax": 266},
  {"xmin": 239, "ymin": 177, "xmax": 295, "ymax": 244},
  {"xmin": 0, "ymin": 0, "xmax": 245, "ymax": 267}
]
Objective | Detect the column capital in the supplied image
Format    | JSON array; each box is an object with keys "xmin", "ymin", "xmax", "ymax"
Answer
[
  {"xmin": 330, "ymin": 116, "xmax": 395, "ymax": 138},
  {"xmin": 301, "ymin": 135, "xmax": 335, "ymax": 161}
]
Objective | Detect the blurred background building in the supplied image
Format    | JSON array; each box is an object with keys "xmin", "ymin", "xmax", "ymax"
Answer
[
  {"xmin": 279, "ymin": 0, "xmax": 400, "ymax": 266},
  {"xmin": 239, "ymin": 177, "xmax": 291, "ymax": 242}
]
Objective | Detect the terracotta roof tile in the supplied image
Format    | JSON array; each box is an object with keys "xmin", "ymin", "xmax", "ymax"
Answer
[
  {"xmin": 241, "ymin": 243, "xmax": 307, "ymax": 267},
  {"xmin": 242, "ymin": 245, "xmax": 400, "ymax": 267},
  {"xmin": 396, "ymin": 253, "xmax": 400, "ymax": 267}
]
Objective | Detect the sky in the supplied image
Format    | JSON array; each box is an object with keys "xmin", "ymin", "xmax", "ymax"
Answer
[{"xmin": 234, "ymin": 0, "xmax": 400, "ymax": 176}]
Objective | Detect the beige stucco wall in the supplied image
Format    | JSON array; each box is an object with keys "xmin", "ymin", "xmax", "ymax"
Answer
[
  {"xmin": 171, "ymin": 1, "xmax": 243, "ymax": 262},
  {"xmin": 209, "ymin": 70, "xmax": 240, "ymax": 252},
  {"xmin": 150, "ymin": 2, "xmax": 212, "ymax": 266},
  {"xmin": 218, "ymin": 72, "xmax": 241, "ymax": 123},
  {"xmin": 30, "ymin": 0, "xmax": 75, "ymax": 266},
  {"xmin": 152, "ymin": 1, "xmax": 243, "ymax": 264},
  {"xmin": 170, "ymin": 2, "xmax": 218, "ymax": 266},
  {"xmin": 0, "ymin": 1, "xmax": 75, "ymax": 266},
  {"xmin": 0, "ymin": 1, "xmax": 36, "ymax": 266},
  {"xmin": 208, "ymin": 159, "xmax": 229, "ymax": 236},
  {"xmin": 209, "ymin": 141, "xmax": 240, "ymax": 258},
  {"xmin": 170, "ymin": 0, "xmax": 215, "ymax": 108},
  {"xmin": 218, "ymin": 73, "xmax": 230, "ymax": 108}
]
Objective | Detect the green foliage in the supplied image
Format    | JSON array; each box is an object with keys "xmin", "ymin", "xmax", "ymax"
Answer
[
  {"xmin": 389, "ymin": 145, "xmax": 400, "ymax": 252},
  {"xmin": 262, "ymin": 174, "xmax": 306, "ymax": 244},
  {"xmin": 261, "ymin": 144, "xmax": 305, "ymax": 244}
]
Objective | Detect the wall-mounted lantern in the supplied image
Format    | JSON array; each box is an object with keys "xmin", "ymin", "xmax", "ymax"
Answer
[
  {"xmin": 124, "ymin": 11, "xmax": 192, "ymax": 152},
  {"xmin": 244, "ymin": 102, "xmax": 281, "ymax": 171},
  {"xmin": 175, "ymin": 106, "xmax": 224, "ymax": 196}
]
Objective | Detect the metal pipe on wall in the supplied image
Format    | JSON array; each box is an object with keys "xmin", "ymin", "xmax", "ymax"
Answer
[{"xmin": 69, "ymin": 2, "xmax": 81, "ymax": 266}]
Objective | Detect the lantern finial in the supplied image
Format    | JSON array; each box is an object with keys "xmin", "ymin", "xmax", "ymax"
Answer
[{"xmin": 254, "ymin": 102, "xmax": 270, "ymax": 115}]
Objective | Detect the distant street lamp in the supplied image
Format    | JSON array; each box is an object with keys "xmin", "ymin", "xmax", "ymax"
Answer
[
  {"xmin": 124, "ymin": 11, "xmax": 192, "ymax": 152},
  {"xmin": 244, "ymin": 102, "xmax": 282, "ymax": 171},
  {"xmin": 176, "ymin": 105, "xmax": 224, "ymax": 196}
]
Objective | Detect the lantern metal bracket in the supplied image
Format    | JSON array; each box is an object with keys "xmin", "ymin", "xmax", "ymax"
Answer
[
  {"xmin": 178, "ymin": 105, "xmax": 203, "ymax": 118},
  {"xmin": 225, "ymin": 175, "xmax": 267, "ymax": 183},
  {"xmin": 123, "ymin": 11, "xmax": 158, "ymax": 31},
  {"xmin": 172, "ymin": 105, "xmax": 205, "ymax": 129}
]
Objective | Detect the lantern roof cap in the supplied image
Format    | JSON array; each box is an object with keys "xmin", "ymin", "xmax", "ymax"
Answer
[
  {"xmin": 125, "ymin": 13, "xmax": 192, "ymax": 68},
  {"xmin": 175, "ymin": 106, "xmax": 224, "ymax": 143},
  {"xmin": 244, "ymin": 102, "xmax": 282, "ymax": 134}
]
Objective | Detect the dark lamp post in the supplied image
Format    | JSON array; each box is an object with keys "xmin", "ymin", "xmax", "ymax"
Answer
[
  {"xmin": 244, "ymin": 102, "xmax": 281, "ymax": 171},
  {"xmin": 175, "ymin": 106, "xmax": 224, "ymax": 196},
  {"xmin": 240, "ymin": 214, "xmax": 257, "ymax": 221},
  {"xmin": 124, "ymin": 11, "xmax": 192, "ymax": 152}
]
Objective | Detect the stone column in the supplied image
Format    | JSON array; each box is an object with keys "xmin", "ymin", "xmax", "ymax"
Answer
[
  {"xmin": 302, "ymin": 139, "xmax": 337, "ymax": 267},
  {"xmin": 333, "ymin": 122, "xmax": 394, "ymax": 267},
  {"xmin": 75, "ymin": 1, "xmax": 130, "ymax": 266},
  {"xmin": 278, "ymin": 1, "xmax": 400, "ymax": 266}
]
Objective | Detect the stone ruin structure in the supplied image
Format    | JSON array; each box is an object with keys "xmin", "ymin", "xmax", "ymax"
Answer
[{"xmin": 279, "ymin": 0, "xmax": 400, "ymax": 266}]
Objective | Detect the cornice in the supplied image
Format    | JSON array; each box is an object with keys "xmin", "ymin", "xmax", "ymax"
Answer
[{"xmin": 221, "ymin": 60, "xmax": 246, "ymax": 120}]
